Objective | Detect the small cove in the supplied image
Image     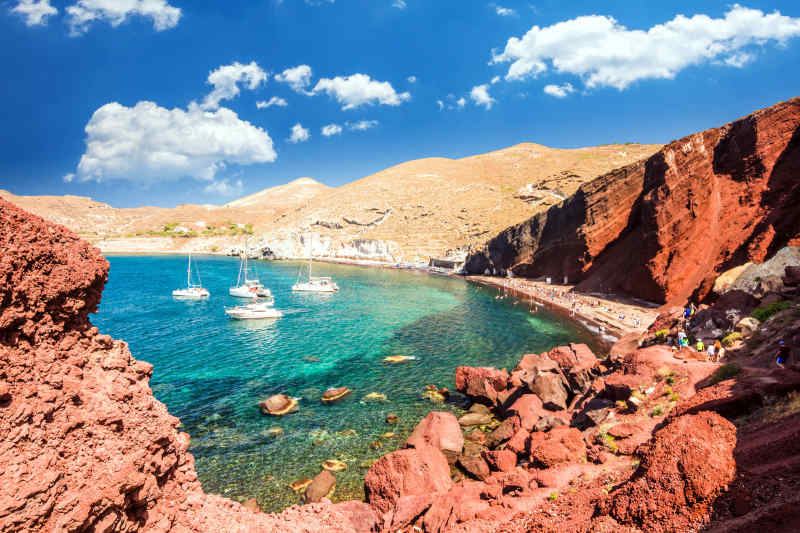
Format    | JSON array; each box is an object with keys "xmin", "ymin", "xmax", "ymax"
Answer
[{"xmin": 92, "ymin": 255, "xmax": 598, "ymax": 512}]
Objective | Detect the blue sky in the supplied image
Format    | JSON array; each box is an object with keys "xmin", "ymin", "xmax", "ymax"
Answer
[{"xmin": 2, "ymin": 0, "xmax": 799, "ymax": 207}]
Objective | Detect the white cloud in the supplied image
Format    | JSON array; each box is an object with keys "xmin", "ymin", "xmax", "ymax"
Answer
[
  {"xmin": 204, "ymin": 179, "xmax": 244, "ymax": 197},
  {"xmin": 495, "ymin": 6, "xmax": 515, "ymax": 17},
  {"xmin": 66, "ymin": 0, "xmax": 181, "ymax": 35},
  {"xmin": 11, "ymin": 0, "xmax": 57, "ymax": 26},
  {"xmin": 470, "ymin": 84, "xmax": 496, "ymax": 109},
  {"xmin": 289, "ymin": 123, "xmax": 310, "ymax": 143},
  {"xmin": 724, "ymin": 51, "xmax": 755, "ymax": 67},
  {"xmin": 436, "ymin": 99, "xmax": 444, "ymax": 110},
  {"xmin": 256, "ymin": 96, "xmax": 288, "ymax": 109},
  {"xmin": 63, "ymin": 173, "xmax": 75, "ymax": 183},
  {"xmin": 72, "ymin": 101, "xmax": 276, "ymax": 184},
  {"xmin": 543, "ymin": 82, "xmax": 575, "ymax": 98},
  {"xmin": 393, "ymin": 0, "xmax": 407, "ymax": 8},
  {"xmin": 321, "ymin": 123, "xmax": 343, "ymax": 136},
  {"xmin": 491, "ymin": 75, "xmax": 501, "ymax": 84},
  {"xmin": 347, "ymin": 120, "xmax": 379, "ymax": 131},
  {"xmin": 275, "ymin": 65, "xmax": 313, "ymax": 93},
  {"xmin": 492, "ymin": 5, "xmax": 800, "ymax": 90},
  {"xmin": 312, "ymin": 73, "xmax": 411, "ymax": 110},
  {"xmin": 456, "ymin": 97, "xmax": 466, "ymax": 109},
  {"xmin": 407, "ymin": 75, "xmax": 417, "ymax": 83},
  {"xmin": 202, "ymin": 61, "xmax": 268, "ymax": 110}
]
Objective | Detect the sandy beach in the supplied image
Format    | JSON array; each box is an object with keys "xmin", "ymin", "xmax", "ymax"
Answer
[{"xmin": 467, "ymin": 275, "xmax": 660, "ymax": 344}]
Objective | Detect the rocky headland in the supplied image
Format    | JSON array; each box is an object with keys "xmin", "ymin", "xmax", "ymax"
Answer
[
  {"xmin": 3, "ymin": 97, "xmax": 800, "ymax": 533},
  {"xmin": 464, "ymin": 97, "xmax": 800, "ymax": 306}
]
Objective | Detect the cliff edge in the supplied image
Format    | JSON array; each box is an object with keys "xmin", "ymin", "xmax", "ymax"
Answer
[
  {"xmin": 464, "ymin": 97, "xmax": 800, "ymax": 305},
  {"xmin": 0, "ymin": 198, "xmax": 377, "ymax": 532}
]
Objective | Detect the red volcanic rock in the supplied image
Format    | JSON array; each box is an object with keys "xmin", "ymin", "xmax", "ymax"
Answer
[
  {"xmin": 406, "ymin": 411, "xmax": 464, "ymax": 456},
  {"xmin": 529, "ymin": 427, "xmax": 587, "ymax": 468},
  {"xmin": 455, "ymin": 366, "xmax": 509, "ymax": 404},
  {"xmin": 458, "ymin": 454, "xmax": 490, "ymax": 481},
  {"xmin": 604, "ymin": 372, "xmax": 648, "ymax": 401},
  {"xmin": 527, "ymin": 372, "xmax": 569, "ymax": 411},
  {"xmin": 364, "ymin": 445, "xmax": 453, "ymax": 514},
  {"xmin": 606, "ymin": 412, "xmax": 736, "ymax": 532},
  {"xmin": 305, "ymin": 469, "xmax": 336, "ymax": 503},
  {"xmin": 482, "ymin": 449, "xmax": 517, "ymax": 472},
  {"xmin": 507, "ymin": 393, "xmax": 547, "ymax": 430},
  {"xmin": 505, "ymin": 428, "xmax": 531, "ymax": 456},
  {"xmin": 465, "ymin": 97, "xmax": 800, "ymax": 305},
  {"xmin": 486, "ymin": 414, "xmax": 521, "ymax": 448},
  {"xmin": 0, "ymin": 199, "xmax": 379, "ymax": 533},
  {"xmin": 515, "ymin": 352, "xmax": 560, "ymax": 373}
]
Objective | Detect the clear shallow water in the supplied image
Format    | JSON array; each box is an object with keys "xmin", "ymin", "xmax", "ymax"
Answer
[{"xmin": 92, "ymin": 255, "xmax": 595, "ymax": 512}]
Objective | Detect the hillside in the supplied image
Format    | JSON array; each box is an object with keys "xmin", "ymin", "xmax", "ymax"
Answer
[
  {"xmin": 465, "ymin": 97, "xmax": 800, "ymax": 305},
  {"xmin": 0, "ymin": 143, "xmax": 660, "ymax": 260}
]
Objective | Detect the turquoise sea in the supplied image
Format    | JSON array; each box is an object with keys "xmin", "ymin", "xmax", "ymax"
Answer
[{"xmin": 92, "ymin": 255, "xmax": 596, "ymax": 512}]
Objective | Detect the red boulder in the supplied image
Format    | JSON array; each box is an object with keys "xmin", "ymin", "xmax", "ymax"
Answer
[{"xmin": 405, "ymin": 411, "xmax": 464, "ymax": 456}]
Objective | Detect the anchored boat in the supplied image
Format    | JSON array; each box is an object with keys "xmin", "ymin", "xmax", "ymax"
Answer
[
  {"xmin": 225, "ymin": 301, "xmax": 283, "ymax": 320},
  {"xmin": 230, "ymin": 243, "xmax": 272, "ymax": 298},
  {"xmin": 292, "ymin": 236, "xmax": 339, "ymax": 293},
  {"xmin": 172, "ymin": 253, "xmax": 210, "ymax": 299}
]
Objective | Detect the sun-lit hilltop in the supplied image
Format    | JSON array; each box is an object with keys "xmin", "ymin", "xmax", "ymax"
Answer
[{"xmin": 0, "ymin": 142, "xmax": 660, "ymax": 260}]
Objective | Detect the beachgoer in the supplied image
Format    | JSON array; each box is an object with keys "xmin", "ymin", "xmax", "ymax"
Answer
[
  {"xmin": 707, "ymin": 343, "xmax": 715, "ymax": 359},
  {"xmin": 777, "ymin": 340, "xmax": 789, "ymax": 369},
  {"xmin": 696, "ymin": 340, "xmax": 705, "ymax": 352}
]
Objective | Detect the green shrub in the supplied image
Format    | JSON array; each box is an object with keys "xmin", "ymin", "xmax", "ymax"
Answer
[
  {"xmin": 162, "ymin": 222, "xmax": 178, "ymax": 232},
  {"xmin": 650, "ymin": 406, "xmax": 665, "ymax": 417},
  {"xmin": 654, "ymin": 329, "xmax": 669, "ymax": 339},
  {"xmin": 669, "ymin": 392, "xmax": 680, "ymax": 402},
  {"xmin": 751, "ymin": 300, "xmax": 792, "ymax": 322},
  {"xmin": 548, "ymin": 492, "xmax": 559, "ymax": 501},
  {"xmin": 598, "ymin": 432, "xmax": 618, "ymax": 453},
  {"xmin": 721, "ymin": 331, "xmax": 742, "ymax": 347},
  {"xmin": 708, "ymin": 363, "xmax": 741, "ymax": 385}
]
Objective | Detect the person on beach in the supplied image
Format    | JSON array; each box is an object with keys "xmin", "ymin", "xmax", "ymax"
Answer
[
  {"xmin": 776, "ymin": 340, "xmax": 789, "ymax": 369},
  {"xmin": 714, "ymin": 340, "xmax": 723, "ymax": 362},
  {"xmin": 696, "ymin": 339, "xmax": 705, "ymax": 352},
  {"xmin": 706, "ymin": 343, "xmax": 715, "ymax": 360}
]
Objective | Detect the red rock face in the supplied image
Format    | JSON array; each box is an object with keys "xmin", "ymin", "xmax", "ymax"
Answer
[
  {"xmin": 465, "ymin": 97, "xmax": 800, "ymax": 305},
  {"xmin": 0, "ymin": 198, "xmax": 377, "ymax": 533}
]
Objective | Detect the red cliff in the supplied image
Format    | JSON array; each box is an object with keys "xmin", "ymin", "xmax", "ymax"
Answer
[
  {"xmin": 465, "ymin": 97, "xmax": 800, "ymax": 305},
  {"xmin": 0, "ymin": 198, "xmax": 377, "ymax": 532}
]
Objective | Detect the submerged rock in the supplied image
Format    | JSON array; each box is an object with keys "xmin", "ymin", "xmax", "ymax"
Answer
[
  {"xmin": 362, "ymin": 392, "xmax": 387, "ymax": 402},
  {"xmin": 322, "ymin": 459, "xmax": 347, "ymax": 472},
  {"xmin": 322, "ymin": 387, "xmax": 352, "ymax": 404},
  {"xmin": 259, "ymin": 394, "xmax": 299, "ymax": 416},
  {"xmin": 289, "ymin": 478, "xmax": 313, "ymax": 493},
  {"xmin": 306, "ymin": 470, "xmax": 336, "ymax": 503},
  {"xmin": 458, "ymin": 412, "xmax": 492, "ymax": 427},
  {"xmin": 383, "ymin": 355, "xmax": 416, "ymax": 364}
]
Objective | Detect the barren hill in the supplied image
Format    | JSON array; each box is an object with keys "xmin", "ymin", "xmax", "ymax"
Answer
[{"xmin": 0, "ymin": 142, "xmax": 660, "ymax": 260}]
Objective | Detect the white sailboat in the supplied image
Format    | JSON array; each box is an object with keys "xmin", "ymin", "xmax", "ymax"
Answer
[
  {"xmin": 172, "ymin": 253, "xmax": 210, "ymax": 299},
  {"xmin": 292, "ymin": 236, "xmax": 339, "ymax": 293},
  {"xmin": 229, "ymin": 244, "xmax": 272, "ymax": 299},
  {"xmin": 225, "ymin": 301, "xmax": 283, "ymax": 320}
]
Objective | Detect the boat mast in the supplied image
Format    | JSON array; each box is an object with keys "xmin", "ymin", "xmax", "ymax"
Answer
[
  {"xmin": 187, "ymin": 252, "xmax": 192, "ymax": 288},
  {"xmin": 308, "ymin": 234, "xmax": 313, "ymax": 281}
]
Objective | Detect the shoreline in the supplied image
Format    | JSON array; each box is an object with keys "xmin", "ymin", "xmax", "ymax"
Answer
[{"xmin": 466, "ymin": 276, "xmax": 659, "ymax": 347}]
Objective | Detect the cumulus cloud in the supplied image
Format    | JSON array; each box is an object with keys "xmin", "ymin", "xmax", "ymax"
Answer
[
  {"xmin": 312, "ymin": 74, "xmax": 411, "ymax": 110},
  {"xmin": 257, "ymin": 96, "xmax": 288, "ymax": 109},
  {"xmin": 492, "ymin": 4, "xmax": 800, "ymax": 90},
  {"xmin": 407, "ymin": 75, "xmax": 417, "ymax": 83},
  {"xmin": 202, "ymin": 61, "xmax": 268, "ymax": 110},
  {"xmin": 11, "ymin": 0, "xmax": 57, "ymax": 26},
  {"xmin": 436, "ymin": 99, "xmax": 444, "ymax": 110},
  {"xmin": 204, "ymin": 179, "xmax": 244, "ymax": 197},
  {"xmin": 724, "ymin": 51, "xmax": 755, "ymax": 67},
  {"xmin": 66, "ymin": 0, "xmax": 181, "ymax": 35},
  {"xmin": 72, "ymin": 101, "xmax": 276, "ymax": 184},
  {"xmin": 470, "ymin": 84, "xmax": 496, "ymax": 109},
  {"xmin": 289, "ymin": 123, "xmax": 310, "ymax": 143},
  {"xmin": 393, "ymin": 0, "xmax": 406, "ymax": 8},
  {"xmin": 491, "ymin": 75, "xmax": 501, "ymax": 84},
  {"xmin": 275, "ymin": 65, "xmax": 313, "ymax": 93},
  {"xmin": 63, "ymin": 173, "xmax": 75, "ymax": 183},
  {"xmin": 543, "ymin": 82, "xmax": 575, "ymax": 98},
  {"xmin": 456, "ymin": 97, "xmax": 467, "ymax": 109},
  {"xmin": 321, "ymin": 123, "xmax": 342, "ymax": 136},
  {"xmin": 347, "ymin": 120, "xmax": 379, "ymax": 131}
]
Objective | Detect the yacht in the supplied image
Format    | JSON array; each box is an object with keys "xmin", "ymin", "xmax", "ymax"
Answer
[
  {"xmin": 172, "ymin": 253, "xmax": 210, "ymax": 299},
  {"xmin": 225, "ymin": 301, "xmax": 283, "ymax": 320},
  {"xmin": 292, "ymin": 237, "xmax": 339, "ymax": 293},
  {"xmin": 230, "ymin": 244, "xmax": 272, "ymax": 298}
]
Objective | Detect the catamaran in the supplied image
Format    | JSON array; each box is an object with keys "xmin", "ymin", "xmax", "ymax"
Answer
[
  {"xmin": 172, "ymin": 252, "xmax": 210, "ymax": 299},
  {"xmin": 225, "ymin": 301, "xmax": 283, "ymax": 320},
  {"xmin": 229, "ymin": 244, "xmax": 272, "ymax": 299},
  {"xmin": 292, "ymin": 237, "xmax": 339, "ymax": 293}
]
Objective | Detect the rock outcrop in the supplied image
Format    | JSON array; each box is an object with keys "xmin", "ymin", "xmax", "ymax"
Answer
[
  {"xmin": 0, "ymin": 198, "xmax": 378, "ymax": 532},
  {"xmin": 465, "ymin": 97, "xmax": 800, "ymax": 305}
]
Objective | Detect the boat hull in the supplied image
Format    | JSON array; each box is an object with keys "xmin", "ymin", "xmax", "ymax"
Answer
[{"xmin": 172, "ymin": 288, "xmax": 210, "ymax": 299}]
